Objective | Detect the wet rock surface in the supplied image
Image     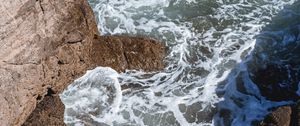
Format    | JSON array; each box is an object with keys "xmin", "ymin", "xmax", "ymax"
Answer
[
  {"xmin": 91, "ymin": 35, "xmax": 165, "ymax": 72},
  {"xmin": 0, "ymin": 0, "xmax": 165, "ymax": 125},
  {"xmin": 258, "ymin": 101, "xmax": 300, "ymax": 126},
  {"xmin": 259, "ymin": 106, "xmax": 292, "ymax": 126},
  {"xmin": 250, "ymin": 64, "xmax": 300, "ymax": 101}
]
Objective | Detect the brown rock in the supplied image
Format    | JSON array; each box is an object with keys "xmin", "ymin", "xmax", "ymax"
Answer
[
  {"xmin": 259, "ymin": 106, "xmax": 292, "ymax": 126},
  {"xmin": 259, "ymin": 101, "xmax": 300, "ymax": 126},
  {"xmin": 22, "ymin": 95, "xmax": 65, "ymax": 126},
  {"xmin": 0, "ymin": 0, "xmax": 165, "ymax": 125},
  {"xmin": 91, "ymin": 35, "xmax": 165, "ymax": 72}
]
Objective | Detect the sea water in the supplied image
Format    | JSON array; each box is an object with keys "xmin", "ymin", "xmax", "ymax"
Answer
[{"xmin": 60, "ymin": 0, "xmax": 300, "ymax": 125}]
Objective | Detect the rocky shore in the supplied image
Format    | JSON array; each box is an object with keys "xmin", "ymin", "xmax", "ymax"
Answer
[
  {"xmin": 1, "ymin": 0, "xmax": 298, "ymax": 125},
  {"xmin": 0, "ymin": 0, "xmax": 165, "ymax": 125}
]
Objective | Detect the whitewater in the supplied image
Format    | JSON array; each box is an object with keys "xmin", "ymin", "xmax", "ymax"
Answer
[{"xmin": 60, "ymin": 0, "xmax": 299, "ymax": 126}]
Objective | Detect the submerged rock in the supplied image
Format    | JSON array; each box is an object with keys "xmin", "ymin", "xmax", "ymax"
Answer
[
  {"xmin": 0, "ymin": 0, "xmax": 165, "ymax": 125},
  {"xmin": 258, "ymin": 101, "xmax": 300, "ymax": 126},
  {"xmin": 250, "ymin": 64, "xmax": 300, "ymax": 101},
  {"xmin": 22, "ymin": 95, "xmax": 65, "ymax": 126},
  {"xmin": 250, "ymin": 2, "xmax": 300, "ymax": 124},
  {"xmin": 259, "ymin": 106, "xmax": 292, "ymax": 126}
]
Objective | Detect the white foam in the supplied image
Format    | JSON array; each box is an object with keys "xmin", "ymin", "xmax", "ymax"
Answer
[{"xmin": 60, "ymin": 67, "xmax": 123, "ymax": 125}]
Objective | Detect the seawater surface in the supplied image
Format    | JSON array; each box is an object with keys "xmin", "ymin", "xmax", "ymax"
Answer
[{"xmin": 60, "ymin": 0, "xmax": 300, "ymax": 126}]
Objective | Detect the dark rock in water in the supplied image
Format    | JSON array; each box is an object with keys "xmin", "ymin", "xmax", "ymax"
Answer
[
  {"xmin": 259, "ymin": 101, "xmax": 300, "ymax": 126},
  {"xmin": 259, "ymin": 106, "xmax": 291, "ymax": 126},
  {"xmin": 250, "ymin": 64, "xmax": 300, "ymax": 101},
  {"xmin": 0, "ymin": 0, "xmax": 165, "ymax": 125},
  {"xmin": 291, "ymin": 101, "xmax": 300, "ymax": 126},
  {"xmin": 0, "ymin": 0, "xmax": 98, "ymax": 125},
  {"xmin": 248, "ymin": 22, "xmax": 300, "ymax": 102},
  {"xmin": 178, "ymin": 102, "xmax": 217, "ymax": 124},
  {"xmin": 248, "ymin": 13, "xmax": 300, "ymax": 126},
  {"xmin": 249, "ymin": 3, "xmax": 300, "ymax": 125}
]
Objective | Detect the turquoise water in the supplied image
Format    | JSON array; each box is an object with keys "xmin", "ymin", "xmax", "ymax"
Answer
[{"xmin": 60, "ymin": 0, "xmax": 300, "ymax": 125}]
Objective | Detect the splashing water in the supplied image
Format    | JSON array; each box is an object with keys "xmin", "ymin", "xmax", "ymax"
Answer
[{"xmin": 60, "ymin": 0, "xmax": 298, "ymax": 126}]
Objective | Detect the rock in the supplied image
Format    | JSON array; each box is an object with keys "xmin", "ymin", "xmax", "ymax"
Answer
[
  {"xmin": 91, "ymin": 35, "xmax": 165, "ymax": 72},
  {"xmin": 0, "ymin": 0, "xmax": 98, "ymax": 125},
  {"xmin": 259, "ymin": 106, "xmax": 292, "ymax": 126},
  {"xmin": 248, "ymin": 11, "xmax": 300, "ymax": 102},
  {"xmin": 0, "ymin": 0, "xmax": 165, "ymax": 125},
  {"xmin": 259, "ymin": 101, "xmax": 300, "ymax": 126},
  {"xmin": 250, "ymin": 64, "xmax": 300, "ymax": 101},
  {"xmin": 22, "ymin": 95, "xmax": 65, "ymax": 126},
  {"xmin": 291, "ymin": 101, "xmax": 300, "ymax": 126}
]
